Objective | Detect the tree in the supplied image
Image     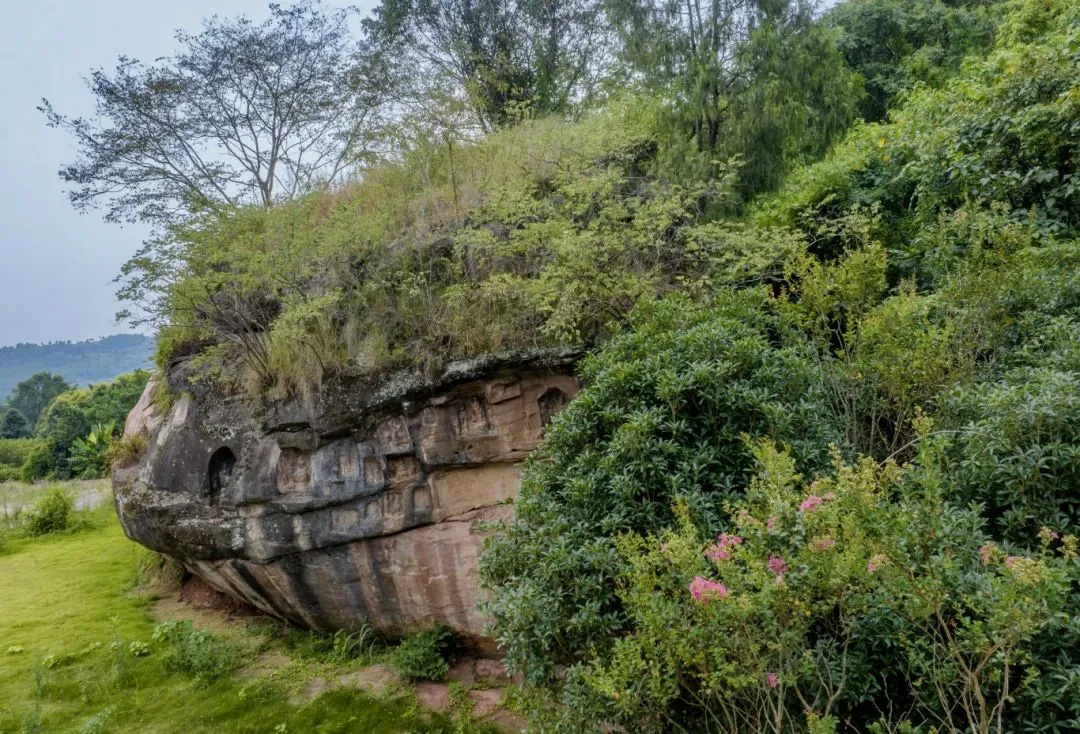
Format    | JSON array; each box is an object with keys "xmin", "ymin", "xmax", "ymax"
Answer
[
  {"xmin": 827, "ymin": 0, "xmax": 995, "ymax": 121},
  {"xmin": 0, "ymin": 408, "xmax": 31, "ymax": 439},
  {"xmin": 605, "ymin": 0, "xmax": 858, "ymax": 192},
  {"xmin": 41, "ymin": 1, "xmax": 394, "ymax": 227},
  {"xmin": 27, "ymin": 390, "xmax": 92, "ymax": 480},
  {"xmin": 19, "ymin": 372, "xmax": 150, "ymax": 481},
  {"xmin": 365, "ymin": 0, "xmax": 609, "ymax": 132},
  {"xmin": 6, "ymin": 372, "xmax": 72, "ymax": 430}
]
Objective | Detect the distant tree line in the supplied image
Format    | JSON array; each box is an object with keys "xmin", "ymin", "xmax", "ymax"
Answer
[{"xmin": 0, "ymin": 371, "xmax": 149, "ymax": 481}]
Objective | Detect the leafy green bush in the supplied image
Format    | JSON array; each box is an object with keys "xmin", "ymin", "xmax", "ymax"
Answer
[
  {"xmin": 0, "ymin": 438, "xmax": 38, "ymax": 470},
  {"xmin": 389, "ymin": 626, "xmax": 455, "ymax": 681},
  {"xmin": 25, "ymin": 489, "xmax": 73, "ymax": 536},
  {"xmin": 480, "ymin": 292, "xmax": 844, "ymax": 685},
  {"xmin": 68, "ymin": 422, "xmax": 118, "ymax": 479},
  {"xmin": 762, "ymin": 0, "xmax": 1080, "ymax": 267},
  {"xmin": 150, "ymin": 621, "xmax": 239, "ymax": 682},
  {"xmin": 20, "ymin": 372, "xmax": 149, "ymax": 481},
  {"xmin": 521, "ymin": 438, "xmax": 1075, "ymax": 732},
  {"xmin": 938, "ymin": 366, "xmax": 1080, "ymax": 545}
]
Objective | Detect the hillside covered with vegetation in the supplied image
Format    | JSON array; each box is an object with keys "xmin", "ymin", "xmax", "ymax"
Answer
[
  {"xmin": 42, "ymin": 0, "xmax": 1080, "ymax": 729},
  {"xmin": 0, "ymin": 334, "xmax": 152, "ymax": 400}
]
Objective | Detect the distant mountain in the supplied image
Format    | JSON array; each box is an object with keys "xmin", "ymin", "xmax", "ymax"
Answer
[{"xmin": 0, "ymin": 334, "xmax": 155, "ymax": 399}]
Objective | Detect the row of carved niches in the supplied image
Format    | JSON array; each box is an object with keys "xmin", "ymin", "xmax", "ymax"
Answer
[{"xmin": 258, "ymin": 371, "xmax": 578, "ymax": 513}]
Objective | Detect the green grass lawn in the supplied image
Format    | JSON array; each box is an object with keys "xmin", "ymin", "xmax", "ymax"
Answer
[{"xmin": 0, "ymin": 507, "xmax": 481, "ymax": 733}]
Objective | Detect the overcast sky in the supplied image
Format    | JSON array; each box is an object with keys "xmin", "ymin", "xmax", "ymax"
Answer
[{"xmin": 0, "ymin": 0, "xmax": 369, "ymax": 347}]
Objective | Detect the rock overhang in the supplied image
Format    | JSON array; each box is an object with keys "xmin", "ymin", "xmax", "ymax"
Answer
[{"xmin": 114, "ymin": 348, "xmax": 581, "ymax": 642}]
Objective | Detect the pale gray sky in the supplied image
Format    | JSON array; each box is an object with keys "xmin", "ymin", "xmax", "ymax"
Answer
[{"xmin": 0, "ymin": 0, "xmax": 366, "ymax": 347}]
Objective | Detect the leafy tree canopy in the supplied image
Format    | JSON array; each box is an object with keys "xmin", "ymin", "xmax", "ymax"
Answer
[
  {"xmin": 41, "ymin": 1, "xmax": 394, "ymax": 227},
  {"xmin": 0, "ymin": 409, "xmax": 31, "ymax": 439},
  {"xmin": 5, "ymin": 372, "xmax": 72, "ymax": 429}
]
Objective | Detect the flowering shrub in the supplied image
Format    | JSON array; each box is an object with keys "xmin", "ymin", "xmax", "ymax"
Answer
[
  {"xmin": 480, "ymin": 292, "xmax": 843, "ymax": 688},
  {"xmin": 574, "ymin": 439, "xmax": 1075, "ymax": 733}
]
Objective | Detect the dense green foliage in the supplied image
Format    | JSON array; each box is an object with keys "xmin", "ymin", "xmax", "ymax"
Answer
[
  {"xmin": 476, "ymin": 0, "xmax": 1080, "ymax": 730},
  {"xmin": 20, "ymin": 371, "xmax": 149, "ymax": 481},
  {"xmin": 2, "ymin": 372, "xmax": 71, "ymax": 428},
  {"xmin": 480, "ymin": 292, "xmax": 842, "ymax": 682},
  {"xmin": 0, "ymin": 439, "xmax": 38, "ymax": 482},
  {"xmin": 388, "ymin": 626, "xmax": 457, "ymax": 681},
  {"xmin": 0, "ymin": 408, "xmax": 30, "ymax": 439},
  {"xmin": 0, "ymin": 336, "xmax": 152, "ymax": 401},
  {"xmin": 827, "ymin": 0, "xmax": 995, "ymax": 121}
]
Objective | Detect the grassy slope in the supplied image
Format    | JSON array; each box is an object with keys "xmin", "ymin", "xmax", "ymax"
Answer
[{"xmin": 0, "ymin": 510, "xmax": 472, "ymax": 734}]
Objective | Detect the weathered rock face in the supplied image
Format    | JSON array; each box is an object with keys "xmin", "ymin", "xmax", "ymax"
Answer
[{"xmin": 114, "ymin": 350, "xmax": 580, "ymax": 643}]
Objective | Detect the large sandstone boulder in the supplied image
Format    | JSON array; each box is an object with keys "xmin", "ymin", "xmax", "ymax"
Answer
[{"xmin": 114, "ymin": 349, "xmax": 580, "ymax": 643}]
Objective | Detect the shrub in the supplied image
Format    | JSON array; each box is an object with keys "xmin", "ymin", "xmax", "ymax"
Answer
[
  {"xmin": 150, "ymin": 620, "xmax": 239, "ymax": 682},
  {"xmin": 541, "ymin": 438, "xmax": 1075, "ymax": 733},
  {"xmin": 0, "ymin": 438, "xmax": 38, "ymax": 469},
  {"xmin": 25, "ymin": 489, "xmax": 73, "ymax": 536},
  {"xmin": 761, "ymin": 0, "xmax": 1080, "ymax": 268},
  {"xmin": 938, "ymin": 366, "xmax": 1080, "ymax": 545},
  {"xmin": 18, "ymin": 442, "xmax": 56, "ymax": 483},
  {"xmin": 480, "ymin": 292, "xmax": 844, "ymax": 685},
  {"xmin": 107, "ymin": 433, "xmax": 148, "ymax": 470},
  {"xmin": 389, "ymin": 626, "xmax": 455, "ymax": 681},
  {"xmin": 68, "ymin": 422, "xmax": 118, "ymax": 479},
  {"xmin": 284, "ymin": 626, "xmax": 382, "ymax": 664}
]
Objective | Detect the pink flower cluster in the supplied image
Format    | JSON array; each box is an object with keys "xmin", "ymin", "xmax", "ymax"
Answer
[
  {"xmin": 689, "ymin": 576, "xmax": 730, "ymax": 602},
  {"xmin": 978, "ymin": 545, "xmax": 992, "ymax": 564},
  {"xmin": 767, "ymin": 555, "xmax": 788, "ymax": 575},
  {"xmin": 799, "ymin": 491, "xmax": 838, "ymax": 514},
  {"xmin": 767, "ymin": 672, "xmax": 780, "ymax": 689},
  {"xmin": 705, "ymin": 533, "xmax": 744, "ymax": 563}
]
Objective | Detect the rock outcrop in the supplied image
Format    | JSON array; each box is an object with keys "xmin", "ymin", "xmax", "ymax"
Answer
[{"xmin": 114, "ymin": 350, "xmax": 580, "ymax": 643}]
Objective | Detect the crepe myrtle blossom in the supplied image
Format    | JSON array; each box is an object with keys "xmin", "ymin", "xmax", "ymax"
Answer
[
  {"xmin": 705, "ymin": 533, "xmax": 744, "ymax": 563},
  {"xmin": 767, "ymin": 555, "xmax": 788, "ymax": 575},
  {"xmin": 767, "ymin": 515, "xmax": 779, "ymax": 530},
  {"xmin": 867, "ymin": 554, "xmax": 887, "ymax": 573},
  {"xmin": 767, "ymin": 672, "xmax": 779, "ymax": 689},
  {"xmin": 689, "ymin": 576, "xmax": 730, "ymax": 602},
  {"xmin": 799, "ymin": 495, "xmax": 824, "ymax": 513}
]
